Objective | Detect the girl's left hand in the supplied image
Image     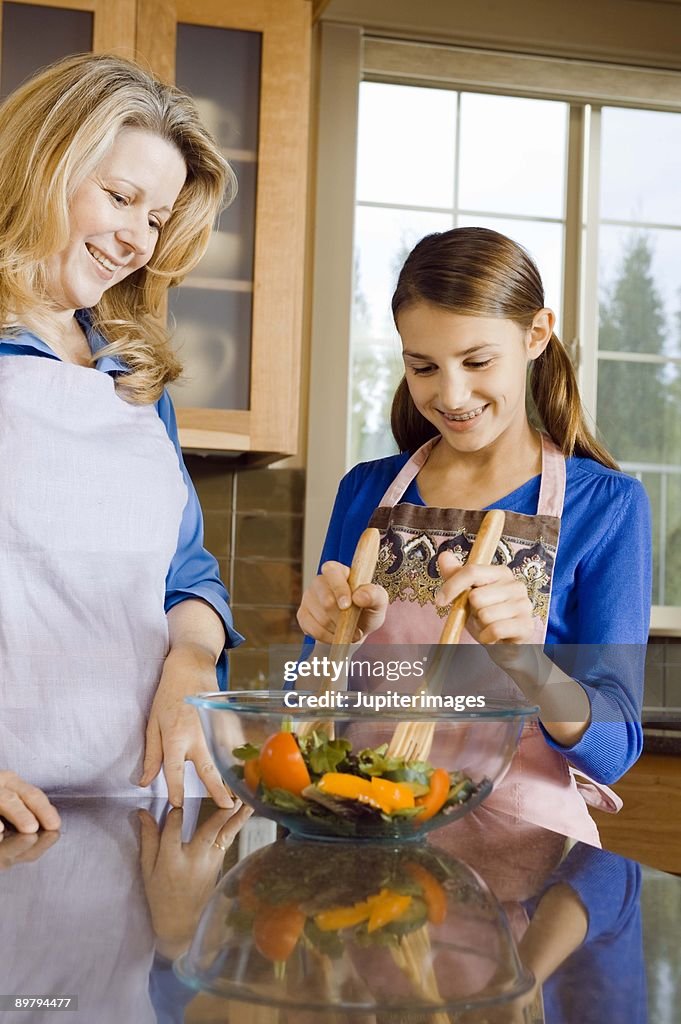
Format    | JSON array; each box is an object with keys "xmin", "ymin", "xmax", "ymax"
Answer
[
  {"xmin": 436, "ymin": 551, "xmax": 534, "ymax": 645},
  {"xmin": 139, "ymin": 642, "xmax": 234, "ymax": 808}
]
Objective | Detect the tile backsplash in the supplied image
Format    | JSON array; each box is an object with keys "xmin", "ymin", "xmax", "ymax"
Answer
[{"xmin": 186, "ymin": 457, "xmax": 305, "ymax": 688}]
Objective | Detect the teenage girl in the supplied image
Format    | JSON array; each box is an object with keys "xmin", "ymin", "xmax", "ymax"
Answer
[{"xmin": 297, "ymin": 227, "xmax": 651, "ymax": 845}]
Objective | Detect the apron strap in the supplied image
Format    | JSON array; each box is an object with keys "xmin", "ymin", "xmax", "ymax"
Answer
[
  {"xmin": 537, "ymin": 433, "xmax": 567, "ymax": 518},
  {"xmin": 378, "ymin": 437, "xmax": 439, "ymax": 507},
  {"xmin": 379, "ymin": 433, "xmax": 567, "ymax": 518}
]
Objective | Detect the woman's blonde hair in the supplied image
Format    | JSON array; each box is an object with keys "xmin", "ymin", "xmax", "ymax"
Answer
[
  {"xmin": 391, "ymin": 227, "xmax": 618, "ymax": 469},
  {"xmin": 0, "ymin": 52, "xmax": 235, "ymax": 403}
]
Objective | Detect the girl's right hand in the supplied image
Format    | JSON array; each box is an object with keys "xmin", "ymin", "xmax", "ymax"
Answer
[
  {"xmin": 296, "ymin": 561, "xmax": 389, "ymax": 644},
  {"xmin": 0, "ymin": 771, "xmax": 61, "ymax": 834}
]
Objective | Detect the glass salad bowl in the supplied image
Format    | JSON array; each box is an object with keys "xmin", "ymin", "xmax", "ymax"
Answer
[
  {"xmin": 187, "ymin": 690, "xmax": 537, "ymax": 841},
  {"xmin": 175, "ymin": 837, "xmax": 535, "ymax": 1016}
]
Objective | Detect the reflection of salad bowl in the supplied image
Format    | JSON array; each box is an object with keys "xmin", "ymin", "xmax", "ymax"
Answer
[
  {"xmin": 187, "ymin": 691, "xmax": 537, "ymax": 841},
  {"xmin": 175, "ymin": 838, "xmax": 535, "ymax": 1015}
]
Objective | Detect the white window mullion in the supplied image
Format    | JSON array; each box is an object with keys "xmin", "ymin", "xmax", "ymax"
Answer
[
  {"xmin": 579, "ymin": 104, "xmax": 601, "ymax": 424},
  {"xmin": 303, "ymin": 22, "xmax": 362, "ymax": 584},
  {"xmin": 562, "ymin": 104, "xmax": 585, "ymax": 368}
]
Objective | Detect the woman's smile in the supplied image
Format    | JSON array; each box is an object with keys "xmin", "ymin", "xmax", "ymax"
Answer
[{"xmin": 84, "ymin": 242, "xmax": 126, "ymax": 277}]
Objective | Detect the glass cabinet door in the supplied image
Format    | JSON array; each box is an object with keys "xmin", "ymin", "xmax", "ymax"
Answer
[
  {"xmin": 136, "ymin": 0, "xmax": 311, "ymax": 460},
  {"xmin": 168, "ymin": 24, "xmax": 261, "ymax": 414},
  {"xmin": 0, "ymin": 0, "xmax": 134, "ymax": 98}
]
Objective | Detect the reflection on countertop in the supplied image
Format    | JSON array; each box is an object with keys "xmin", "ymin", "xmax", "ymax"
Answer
[{"xmin": 0, "ymin": 798, "xmax": 678, "ymax": 1023}]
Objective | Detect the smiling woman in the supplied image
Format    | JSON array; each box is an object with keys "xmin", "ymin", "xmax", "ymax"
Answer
[
  {"xmin": 0, "ymin": 54, "xmax": 244, "ymax": 833},
  {"xmin": 41, "ymin": 128, "xmax": 187, "ymax": 363}
]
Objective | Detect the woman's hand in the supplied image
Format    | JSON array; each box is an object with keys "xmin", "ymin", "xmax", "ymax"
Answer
[
  {"xmin": 139, "ymin": 802, "xmax": 252, "ymax": 959},
  {"xmin": 0, "ymin": 771, "xmax": 61, "ymax": 835},
  {"xmin": 0, "ymin": 824, "xmax": 60, "ymax": 872},
  {"xmin": 297, "ymin": 561, "xmax": 389, "ymax": 644},
  {"xmin": 140, "ymin": 598, "xmax": 234, "ymax": 808},
  {"xmin": 139, "ymin": 642, "xmax": 234, "ymax": 808},
  {"xmin": 436, "ymin": 552, "xmax": 534, "ymax": 645}
]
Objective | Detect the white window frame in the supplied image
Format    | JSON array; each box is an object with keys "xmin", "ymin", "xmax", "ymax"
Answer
[{"xmin": 305, "ymin": 23, "xmax": 681, "ymax": 634}]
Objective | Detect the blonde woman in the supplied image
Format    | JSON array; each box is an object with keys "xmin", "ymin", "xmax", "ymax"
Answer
[{"xmin": 0, "ymin": 54, "xmax": 243, "ymax": 832}]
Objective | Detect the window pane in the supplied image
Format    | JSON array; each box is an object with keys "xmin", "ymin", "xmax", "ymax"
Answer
[
  {"xmin": 356, "ymin": 83, "xmax": 457, "ymax": 208},
  {"xmin": 635, "ymin": 469, "xmax": 681, "ymax": 607},
  {"xmin": 665, "ymin": 472, "xmax": 681, "ymax": 606},
  {"xmin": 600, "ymin": 108, "xmax": 681, "ymax": 226},
  {"xmin": 458, "ymin": 94, "xmax": 567, "ymax": 219},
  {"xmin": 353, "ymin": 205, "xmax": 452, "ymax": 338},
  {"xmin": 598, "ymin": 226, "xmax": 681, "ymax": 354},
  {"xmin": 640, "ymin": 471, "xmax": 661, "ymax": 605},
  {"xmin": 349, "ymin": 337, "xmax": 403, "ymax": 465},
  {"xmin": 457, "ymin": 215, "xmax": 564, "ymax": 331},
  {"xmin": 597, "ymin": 360, "xmax": 681, "ymax": 465},
  {"xmin": 350, "ymin": 206, "xmax": 452, "ymax": 463}
]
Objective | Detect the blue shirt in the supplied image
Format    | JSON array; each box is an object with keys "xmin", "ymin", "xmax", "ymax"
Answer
[
  {"xmin": 318, "ymin": 450, "xmax": 652, "ymax": 783},
  {"xmin": 0, "ymin": 311, "xmax": 244, "ymax": 684},
  {"xmin": 525, "ymin": 843, "xmax": 646, "ymax": 1023}
]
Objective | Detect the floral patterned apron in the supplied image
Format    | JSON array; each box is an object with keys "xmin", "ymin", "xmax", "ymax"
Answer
[
  {"xmin": 365, "ymin": 432, "xmax": 620, "ymax": 846},
  {"xmin": 0, "ymin": 356, "xmax": 202, "ymax": 797}
]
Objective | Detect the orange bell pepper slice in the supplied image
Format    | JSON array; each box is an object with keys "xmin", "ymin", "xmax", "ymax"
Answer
[
  {"xmin": 415, "ymin": 767, "xmax": 450, "ymax": 821},
  {"xmin": 259, "ymin": 731, "xmax": 311, "ymax": 796},
  {"xmin": 404, "ymin": 861, "xmax": 448, "ymax": 925},
  {"xmin": 244, "ymin": 757, "xmax": 262, "ymax": 793}
]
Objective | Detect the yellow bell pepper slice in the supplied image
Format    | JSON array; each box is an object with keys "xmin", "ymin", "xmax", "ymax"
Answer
[
  {"xmin": 317, "ymin": 772, "xmax": 377, "ymax": 802},
  {"xmin": 317, "ymin": 773, "xmax": 415, "ymax": 814},
  {"xmin": 370, "ymin": 776, "xmax": 415, "ymax": 811},
  {"xmin": 314, "ymin": 900, "xmax": 371, "ymax": 932},
  {"xmin": 366, "ymin": 889, "xmax": 413, "ymax": 933}
]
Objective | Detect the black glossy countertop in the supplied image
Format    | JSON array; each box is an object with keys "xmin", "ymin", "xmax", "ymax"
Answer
[{"xmin": 0, "ymin": 798, "xmax": 678, "ymax": 1023}]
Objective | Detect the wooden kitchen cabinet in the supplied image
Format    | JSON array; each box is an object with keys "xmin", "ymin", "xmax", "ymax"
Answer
[
  {"xmin": 0, "ymin": 0, "xmax": 311, "ymax": 462},
  {"xmin": 136, "ymin": 0, "xmax": 311, "ymax": 461}
]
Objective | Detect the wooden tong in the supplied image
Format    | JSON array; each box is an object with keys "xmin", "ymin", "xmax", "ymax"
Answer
[
  {"xmin": 386, "ymin": 509, "xmax": 506, "ymax": 761},
  {"xmin": 296, "ymin": 528, "xmax": 380, "ymax": 737}
]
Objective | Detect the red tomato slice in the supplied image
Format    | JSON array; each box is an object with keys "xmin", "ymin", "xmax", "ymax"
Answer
[
  {"xmin": 253, "ymin": 903, "xmax": 306, "ymax": 961},
  {"xmin": 259, "ymin": 731, "xmax": 311, "ymax": 796}
]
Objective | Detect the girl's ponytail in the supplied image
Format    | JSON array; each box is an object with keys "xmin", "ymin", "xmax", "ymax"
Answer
[
  {"xmin": 531, "ymin": 334, "xmax": 618, "ymax": 469},
  {"xmin": 391, "ymin": 376, "xmax": 438, "ymax": 453}
]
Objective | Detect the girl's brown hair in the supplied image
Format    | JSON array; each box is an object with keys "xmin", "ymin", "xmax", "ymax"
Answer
[
  {"xmin": 0, "ymin": 53, "xmax": 235, "ymax": 403},
  {"xmin": 390, "ymin": 227, "xmax": 617, "ymax": 469}
]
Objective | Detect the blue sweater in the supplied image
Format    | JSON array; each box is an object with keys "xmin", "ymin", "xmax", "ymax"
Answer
[{"xmin": 318, "ymin": 452, "xmax": 652, "ymax": 783}]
